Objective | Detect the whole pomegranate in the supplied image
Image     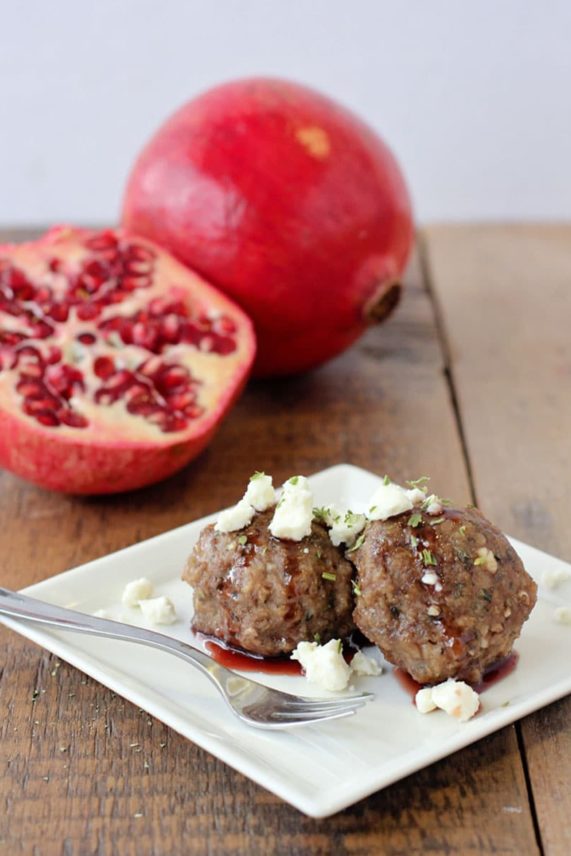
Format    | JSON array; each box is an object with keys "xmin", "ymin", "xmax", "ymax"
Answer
[
  {"xmin": 0, "ymin": 227, "xmax": 255, "ymax": 493},
  {"xmin": 122, "ymin": 77, "xmax": 413, "ymax": 376}
]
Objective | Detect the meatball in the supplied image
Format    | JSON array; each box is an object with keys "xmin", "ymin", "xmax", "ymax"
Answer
[
  {"xmin": 352, "ymin": 506, "xmax": 537, "ymax": 684},
  {"xmin": 182, "ymin": 508, "xmax": 355, "ymax": 656}
]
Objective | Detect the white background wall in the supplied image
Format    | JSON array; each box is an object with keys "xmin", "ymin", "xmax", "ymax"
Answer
[{"xmin": 1, "ymin": 0, "xmax": 569, "ymax": 226}]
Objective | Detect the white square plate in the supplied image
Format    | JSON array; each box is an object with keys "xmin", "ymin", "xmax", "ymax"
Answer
[{"xmin": 2, "ymin": 465, "xmax": 570, "ymax": 817}]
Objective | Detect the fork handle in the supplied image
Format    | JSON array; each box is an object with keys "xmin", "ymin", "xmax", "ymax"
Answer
[{"xmin": 0, "ymin": 586, "xmax": 217, "ymax": 681}]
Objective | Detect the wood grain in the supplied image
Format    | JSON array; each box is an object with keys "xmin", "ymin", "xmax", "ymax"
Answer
[
  {"xmin": 0, "ymin": 229, "xmax": 543, "ymax": 854},
  {"xmin": 424, "ymin": 223, "xmax": 571, "ymax": 856}
]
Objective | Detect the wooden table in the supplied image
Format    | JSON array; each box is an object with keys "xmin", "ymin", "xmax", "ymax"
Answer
[{"xmin": 0, "ymin": 225, "xmax": 569, "ymax": 855}]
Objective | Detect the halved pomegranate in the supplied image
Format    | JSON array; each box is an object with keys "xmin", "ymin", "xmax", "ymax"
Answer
[{"xmin": 0, "ymin": 226, "xmax": 255, "ymax": 493}]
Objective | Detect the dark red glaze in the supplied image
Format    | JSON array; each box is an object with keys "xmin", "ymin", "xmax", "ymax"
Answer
[
  {"xmin": 122, "ymin": 77, "xmax": 413, "ymax": 376},
  {"xmin": 199, "ymin": 632, "xmax": 361, "ymax": 676},
  {"xmin": 395, "ymin": 651, "xmax": 519, "ymax": 702}
]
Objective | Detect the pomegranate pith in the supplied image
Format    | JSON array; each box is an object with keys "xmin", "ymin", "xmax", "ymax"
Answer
[
  {"xmin": 122, "ymin": 77, "xmax": 414, "ymax": 377},
  {"xmin": 0, "ymin": 226, "xmax": 255, "ymax": 493}
]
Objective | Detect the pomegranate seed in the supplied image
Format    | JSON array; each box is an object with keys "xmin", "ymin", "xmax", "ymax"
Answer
[
  {"xmin": 94, "ymin": 389, "xmax": 116, "ymax": 406},
  {"xmin": 1, "ymin": 331, "xmax": 26, "ymax": 347},
  {"xmin": 77, "ymin": 332, "xmax": 96, "ymax": 345},
  {"xmin": 211, "ymin": 335, "xmax": 236, "ymax": 356},
  {"xmin": 124, "ymin": 243, "xmax": 156, "ymax": 263},
  {"xmin": 76, "ymin": 303, "xmax": 101, "ymax": 321},
  {"xmin": 163, "ymin": 416, "xmax": 189, "ymax": 433},
  {"xmin": 217, "ymin": 316, "xmax": 237, "ymax": 334},
  {"xmin": 47, "ymin": 303, "xmax": 70, "ymax": 323},
  {"xmin": 168, "ymin": 390, "xmax": 196, "ymax": 410},
  {"xmin": 85, "ymin": 231, "xmax": 118, "ymax": 252},
  {"xmin": 137, "ymin": 356, "xmax": 163, "ymax": 378},
  {"xmin": 35, "ymin": 410, "xmax": 61, "ymax": 427},
  {"xmin": 122, "ymin": 275, "xmax": 151, "ymax": 291},
  {"xmin": 59, "ymin": 410, "xmax": 88, "ymax": 428},
  {"xmin": 35, "ymin": 286, "xmax": 53, "ymax": 303},
  {"xmin": 93, "ymin": 356, "xmax": 116, "ymax": 380},
  {"xmin": 19, "ymin": 363, "xmax": 44, "ymax": 379},
  {"xmin": 24, "ymin": 395, "xmax": 59, "ymax": 414},
  {"xmin": 30, "ymin": 321, "xmax": 54, "ymax": 340},
  {"xmin": 124, "ymin": 259, "xmax": 153, "ymax": 276},
  {"xmin": 2, "ymin": 302, "xmax": 25, "ymax": 318},
  {"xmin": 105, "ymin": 369, "xmax": 134, "ymax": 391},
  {"xmin": 159, "ymin": 314, "xmax": 181, "ymax": 344},
  {"xmin": 156, "ymin": 365, "xmax": 189, "ymax": 392},
  {"xmin": 183, "ymin": 404, "xmax": 203, "ymax": 419},
  {"xmin": 17, "ymin": 379, "xmax": 45, "ymax": 397},
  {"xmin": 14, "ymin": 345, "xmax": 44, "ymax": 364},
  {"xmin": 46, "ymin": 346, "xmax": 62, "ymax": 364},
  {"xmin": 48, "ymin": 257, "xmax": 62, "ymax": 272}
]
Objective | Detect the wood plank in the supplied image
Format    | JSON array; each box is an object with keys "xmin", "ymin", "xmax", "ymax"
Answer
[
  {"xmin": 424, "ymin": 223, "xmax": 571, "ymax": 856},
  {"xmin": 0, "ymin": 230, "xmax": 538, "ymax": 854}
]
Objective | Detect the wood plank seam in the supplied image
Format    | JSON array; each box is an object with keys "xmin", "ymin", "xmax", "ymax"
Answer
[{"xmin": 419, "ymin": 230, "xmax": 546, "ymax": 856}]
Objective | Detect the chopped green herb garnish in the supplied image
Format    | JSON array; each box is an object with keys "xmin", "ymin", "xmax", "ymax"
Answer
[
  {"xmin": 406, "ymin": 476, "xmax": 430, "ymax": 489},
  {"xmin": 369, "ymin": 505, "xmax": 377, "ymax": 515},
  {"xmin": 459, "ymin": 525, "xmax": 467, "ymax": 535},
  {"xmin": 313, "ymin": 506, "xmax": 329, "ymax": 523},
  {"xmin": 410, "ymin": 534, "xmax": 418, "ymax": 549},
  {"xmin": 337, "ymin": 640, "xmax": 343, "ymax": 654},
  {"xmin": 344, "ymin": 510, "xmax": 361, "ymax": 526},
  {"xmin": 237, "ymin": 534, "xmax": 248, "ymax": 546},
  {"xmin": 430, "ymin": 517, "xmax": 446, "ymax": 525},
  {"xmin": 409, "ymin": 512, "xmax": 423, "ymax": 528},
  {"xmin": 480, "ymin": 588, "xmax": 493, "ymax": 602},
  {"xmin": 422, "ymin": 549, "xmax": 437, "ymax": 566},
  {"xmin": 501, "ymin": 700, "xmax": 511, "ymax": 708},
  {"xmin": 313, "ymin": 633, "xmax": 321, "ymax": 644},
  {"xmin": 250, "ymin": 471, "xmax": 266, "ymax": 481},
  {"xmin": 316, "ymin": 549, "xmax": 322, "ymax": 560},
  {"xmin": 347, "ymin": 531, "xmax": 366, "ymax": 553},
  {"xmin": 351, "ymin": 580, "xmax": 362, "ymax": 596},
  {"xmin": 441, "ymin": 498, "xmax": 453, "ymax": 507},
  {"xmin": 383, "ymin": 474, "xmax": 391, "ymax": 485},
  {"xmin": 474, "ymin": 555, "xmax": 487, "ymax": 567},
  {"xmin": 322, "ymin": 572, "xmax": 337, "ymax": 582},
  {"xmin": 288, "ymin": 475, "xmax": 300, "ymax": 486}
]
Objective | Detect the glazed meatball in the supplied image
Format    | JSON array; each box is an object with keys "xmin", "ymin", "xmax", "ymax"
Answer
[
  {"xmin": 182, "ymin": 508, "xmax": 355, "ymax": 656},
  {"xmin": 352, "ymin": 506, "xmax": 537, "ymax": 684}
]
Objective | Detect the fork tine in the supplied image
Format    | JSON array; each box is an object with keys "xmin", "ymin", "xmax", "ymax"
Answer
[
  {"xmin": 283, "ymin": 693, "xmax": 374, "ymax": 710},
  {"xmin": 273, "ymin": 701, "xmax": 368, "ymax": 721}
]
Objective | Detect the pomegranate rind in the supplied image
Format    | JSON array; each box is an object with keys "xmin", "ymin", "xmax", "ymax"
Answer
[
  {"xmin": 0, "ymin": 227, "xmax": 255, "ymax": 493},
  {"xmin": 122, "ymin": 77, "xmax": 414, "ymax": 377}
]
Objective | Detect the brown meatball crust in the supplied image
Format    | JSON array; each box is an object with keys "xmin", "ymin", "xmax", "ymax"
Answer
[
  {"xmin": 182, "ymin": 507, "xmax": 355, "ymax": 656},
  {"xmin": 352, "ymin": 506, "xmax": 537, "ymax": 684}
]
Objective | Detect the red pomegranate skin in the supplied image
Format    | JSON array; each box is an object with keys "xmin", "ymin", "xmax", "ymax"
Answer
[{"xmin": 122, "ymin": 77, "xmax": 413, "ymax": 376}]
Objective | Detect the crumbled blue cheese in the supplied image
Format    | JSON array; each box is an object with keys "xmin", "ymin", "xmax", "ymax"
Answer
[
  {"xmin": 415, "ymin": 686, "xmax": 437, "ymax": 713},
  {"xmin": 291, "ymin": 639, "xmax": 351, "ymax": 691},
  {"xmin": 367, "ymin": 482, "xmax": 415, "ymax": 521},
  {"xmin": 243, "ymin": 472, "xmax": 276, "ymax": 512},
  {"xmin": 215, "ymin": 498, "xmax": 256, "ymax": 533},
  {"xmin": 139, "ymin": 596, "xmax": 177, "ymax": 625},
  {"xmin": 121, "ymin": 578, "xmax": 154, "ymax": 607},
  {"xmin": 350, "ymin": 650, "xmax": 383, "ymax": 676},
  {"xmin": 270, "ymin": 476, "xmax": 314, "ymax": 541},
  {"xmin": 543, "ymin": 567, "xmax": 571, "ymax": 589},
  {"xmin": 554, "ymin": 606, "xmax": 571, "ymax": 626},
  {"xmin": 321, "ymin": 505, "xmax": 366, "ymax": 547},
  {"xmin": 416, "ymin": 679, "xmax": 480, "ymax": 721},
  {"xmin": 423, "ymin": 494, "xmax": 444, "ymax": 515}
]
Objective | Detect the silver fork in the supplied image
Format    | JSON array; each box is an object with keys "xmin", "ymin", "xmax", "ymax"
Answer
[{"xmin": 0, "ymin": 588, "xmax": 373, "ymax": 729}]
